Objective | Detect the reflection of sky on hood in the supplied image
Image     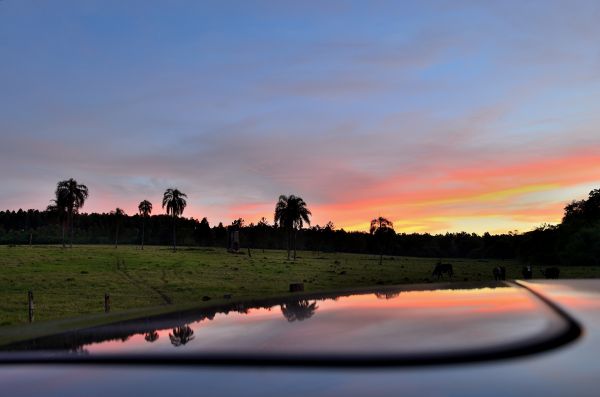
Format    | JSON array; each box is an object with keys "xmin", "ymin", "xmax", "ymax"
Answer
[
  {"xmin": 1, "ymin": 1, "xmax": 600, "ymax": 233},
  {"xmin": 86, "ymin": 286, "xmax": 561, "ymax": 355}
]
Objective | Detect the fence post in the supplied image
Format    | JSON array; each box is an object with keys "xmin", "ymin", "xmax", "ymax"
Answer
[
  {"xmin": 28, "ymin": 290, "xmax": 34, "ymax": 323},
  {"xmin": 104, "ymin": 293, "xmax": 111, "ymax": 313}
]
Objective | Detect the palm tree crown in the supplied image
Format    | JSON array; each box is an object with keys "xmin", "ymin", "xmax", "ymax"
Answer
[
  {"xmin": 56, "ymin": 178, "xmax": 89, "ymax": 215},
  {"xmin": 162, "ymin": 188, "xmax": 187, "ymax": 217},
  {"xmin": 274, "ymin": 195, "xmax": 311, "ymax": 230},
  {"xmin": 138, "ymin": 200, "xmax": 153, "ymax": 217}
]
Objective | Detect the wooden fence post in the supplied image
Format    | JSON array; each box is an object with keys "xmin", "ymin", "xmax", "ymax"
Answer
[
  {"xmin": 104, "ymin": 293, "xmax": 111, "ymax": 313},
  {"xmin": 28, "ymin": 290, "xmax": 34, "ymax": 323}
]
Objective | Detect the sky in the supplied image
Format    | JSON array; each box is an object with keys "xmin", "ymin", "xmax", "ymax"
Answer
[{"xmin": 1, "ymin": 0, "xmax": 599, "ymax": 234}]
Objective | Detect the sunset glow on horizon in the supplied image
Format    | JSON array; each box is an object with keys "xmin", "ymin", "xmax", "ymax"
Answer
[{"xmin": 1, "ymin": 1, "xmax": 599, "ymax": 234}]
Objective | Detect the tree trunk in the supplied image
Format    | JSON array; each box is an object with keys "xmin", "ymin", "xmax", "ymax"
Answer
[
  {"xmin": 115, "ymin": 225, "xmax": 119, "ymax": 249},
  {"xmin": 61, "ymin": 221, "xmax": 66, "ymax": 248},
  {"xmin": 141, "ymin": 217, "xmax": 145, "ymax": 250},
  {"xmin": 69, "ymin": 211, "xmax": 73, "ymax": 248},
  {"xmin": 172, "ymin": 215, "xmax": 177, "ymax": 252},
  {"xmin": 293, "ymin": 228, "xmax": 297, "ymax": 260},
  {"xmin": 286, "ymin": 228, "xmax": 291, "ymax": 260}
]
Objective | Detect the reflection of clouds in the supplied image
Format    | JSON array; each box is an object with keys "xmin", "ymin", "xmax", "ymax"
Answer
[
  {"xmin": 281, "ymin": 300, "xmax": 318, "ymax": 322},
  {"xmin": 13, "ymin": 283, "xmax": 554, "ymax": 358}
]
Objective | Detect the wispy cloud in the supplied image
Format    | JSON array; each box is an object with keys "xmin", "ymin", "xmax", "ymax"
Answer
[{"xmin": 1, "ymin": 1, "xmax": 599, "ymax": 232}]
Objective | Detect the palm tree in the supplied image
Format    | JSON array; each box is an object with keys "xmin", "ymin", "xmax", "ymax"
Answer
[
  {"xmin": 138, "ymin": 200, "xmax": 152, "ymax": 250},
  {"xmin": 111, "ymin": 208, "xmax": 125, "ymax": 248},
  {"xmin": 274, "ymin": 195, "xmax": 311, "ymax": 260},
  {"xmin": 144, "ymin": 331, "xmax": 159, "ymax": 343},
  {"xmin": 280, "ymin": 300, "xmax": 318, "ymax": 322},
  {"xmin": 370, "ymin": 216, "xmax": 395, "ymax": 265},
  {"xmin": 162, "ymin": 188, "xmax": 187, "ymax": 252},
  {"xmin": 169, "ymin": 325, "xmax": 195, "ymax": 346},
  {"xmin": 55, "ymin": 179, "xmax": 89, "ymax": 248}
]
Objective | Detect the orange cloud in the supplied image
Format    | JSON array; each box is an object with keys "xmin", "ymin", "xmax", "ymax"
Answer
[{"xmin": 223, "ymin": 148, "xmax": 600, "ymax": 234}]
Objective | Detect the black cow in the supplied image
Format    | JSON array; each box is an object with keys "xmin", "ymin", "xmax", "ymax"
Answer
[
  {"xmin": 432, "ymin": 262, "xmax": 454, "ymax": 280},
  {"xmin": 492, "ymin": 266, "xmax": 506, "ymax": 281}
]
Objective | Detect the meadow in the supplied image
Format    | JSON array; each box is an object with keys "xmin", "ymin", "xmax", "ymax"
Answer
[{"xmin": 1, "ymin": 244, "xmax": 599, "ymax": 332}]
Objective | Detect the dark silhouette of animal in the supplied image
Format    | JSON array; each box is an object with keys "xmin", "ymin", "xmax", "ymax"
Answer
[
  {"xmin": 492, "ymin": 266, "xmax": 506, "ymax": 281},
  {"xmin": 541, "ymin": 267, "xmax": 560, "ymax": 279},
  {"xmin": 522, "ymin": 265, "xmax": 533, "ymax": 279},
  {"xmin": 432, "ymin": 262, "xmax": 453, "ymax": 280}
]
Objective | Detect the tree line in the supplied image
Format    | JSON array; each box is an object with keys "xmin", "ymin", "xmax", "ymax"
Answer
[{"xmin": 0, "ymin": 178, "xmax": 598, "ymax": 265}]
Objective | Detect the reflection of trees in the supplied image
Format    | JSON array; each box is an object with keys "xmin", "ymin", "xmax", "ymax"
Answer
[
  {"xmin": 169, "ymin": 326, "xmax": 195, "ymax": 347},
  {"xmin": 144, "ymin": 331, "xmax": 159, "ymax": 343},
  {"xmin": 375, "ymin": 292, "xmax": 400, "ymax": 300},
  {"xmin": 280, "ymin": 300, "xmax": 318, "ymax": 322}
]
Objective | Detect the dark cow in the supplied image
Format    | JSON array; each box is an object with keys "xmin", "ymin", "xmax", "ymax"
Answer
[
  {"xmin": 432, "ymin": 262, "xmax": 454, "ymax": 280},
  {"xmin": 522, "ymin": 265, "xmax": 533, "ymax": 279},
  {"xmin": 492, "ymin": 266, "xmax": 506, "ymax": 281},
  {"xmin": 541, "ymin": 267, "xmax": 560, "ymax": 279}
]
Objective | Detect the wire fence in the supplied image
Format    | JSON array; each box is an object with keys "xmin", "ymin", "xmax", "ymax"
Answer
[{"xmin": 21, "ymin": 290, "xmax": 168, "ymax": 322}]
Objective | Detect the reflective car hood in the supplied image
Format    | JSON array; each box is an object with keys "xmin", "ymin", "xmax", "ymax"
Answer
[{"xmin": 0, "ymin": 281, "xmax": 580, "ymax": 365}]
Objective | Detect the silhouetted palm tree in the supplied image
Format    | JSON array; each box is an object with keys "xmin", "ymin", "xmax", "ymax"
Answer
[
  {"xmin": 162, "ymin": 188, "xmax": 187, "ymax": 252},
  {"xmin": 169, "ymin": 325, "xmax": 195, "ymax": 346},
  {"xmin": 111, "ymin": 208, "xmax": 125, "ymax": 248},
  {"xmin": 55, "ymin": 179, "xmax": 89, "ymax": 248},
  {"xmin": 138, "ymin": 200, "xmax": 152, "ymax": 250},
  {"xmin": 280, "ymin": 300, "xmax": 318, "ymax": 322},
  {"xmin": 370, "ymin": 216, "xmax": 394, "ymax": 265},
  {"xmin": 274, "ymin": 195, "xmax": 311, "ymax": 260}
]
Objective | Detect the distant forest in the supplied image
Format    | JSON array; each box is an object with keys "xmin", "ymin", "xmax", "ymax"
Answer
[{"xmin": 1, "ymin": 188, "xmax": 598, "ymax": 266}]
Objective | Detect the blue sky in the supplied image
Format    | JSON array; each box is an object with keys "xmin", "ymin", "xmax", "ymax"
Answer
[{"xmin": 1, "ymin": 0, "xmax": 599, "ymax": 233}]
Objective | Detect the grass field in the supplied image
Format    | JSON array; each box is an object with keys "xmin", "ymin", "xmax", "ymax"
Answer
[{"xmin": 1, "ymin": 245, "xmax": 599, "ymax": 330}]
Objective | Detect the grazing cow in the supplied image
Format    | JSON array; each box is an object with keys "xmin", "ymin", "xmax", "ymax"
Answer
[
  {"xmin": 541, "ymin": 267, "xmax": 560, "ymax": 279},
  {"xmin": 432, "ymin": 262, "xmax": 454, "ymax": 280},
  {"xmin": 522, "ymin": 265, "xmax": 533, "ymax": 279},
  {"xmin": 492, "ymin": 266, "xmax": 506, "ymax": 281}
]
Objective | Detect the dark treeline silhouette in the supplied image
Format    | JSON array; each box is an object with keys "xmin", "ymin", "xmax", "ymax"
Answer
[
  {"xmin": 0, "ymin": 208, "xmax": 519, "ymax": 258},
  {"xmin": 519, "ymin": 188, "xmax": 600, "ymax": 266},
  {"xmin": 1, "ymin": 188, "xmax": 598, "ymax": 265}
]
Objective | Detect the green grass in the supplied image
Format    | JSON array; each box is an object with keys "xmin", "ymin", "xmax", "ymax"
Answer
[{"xmin": 1, "ymin": 244, "xmax": 599, "ymax": 330}]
